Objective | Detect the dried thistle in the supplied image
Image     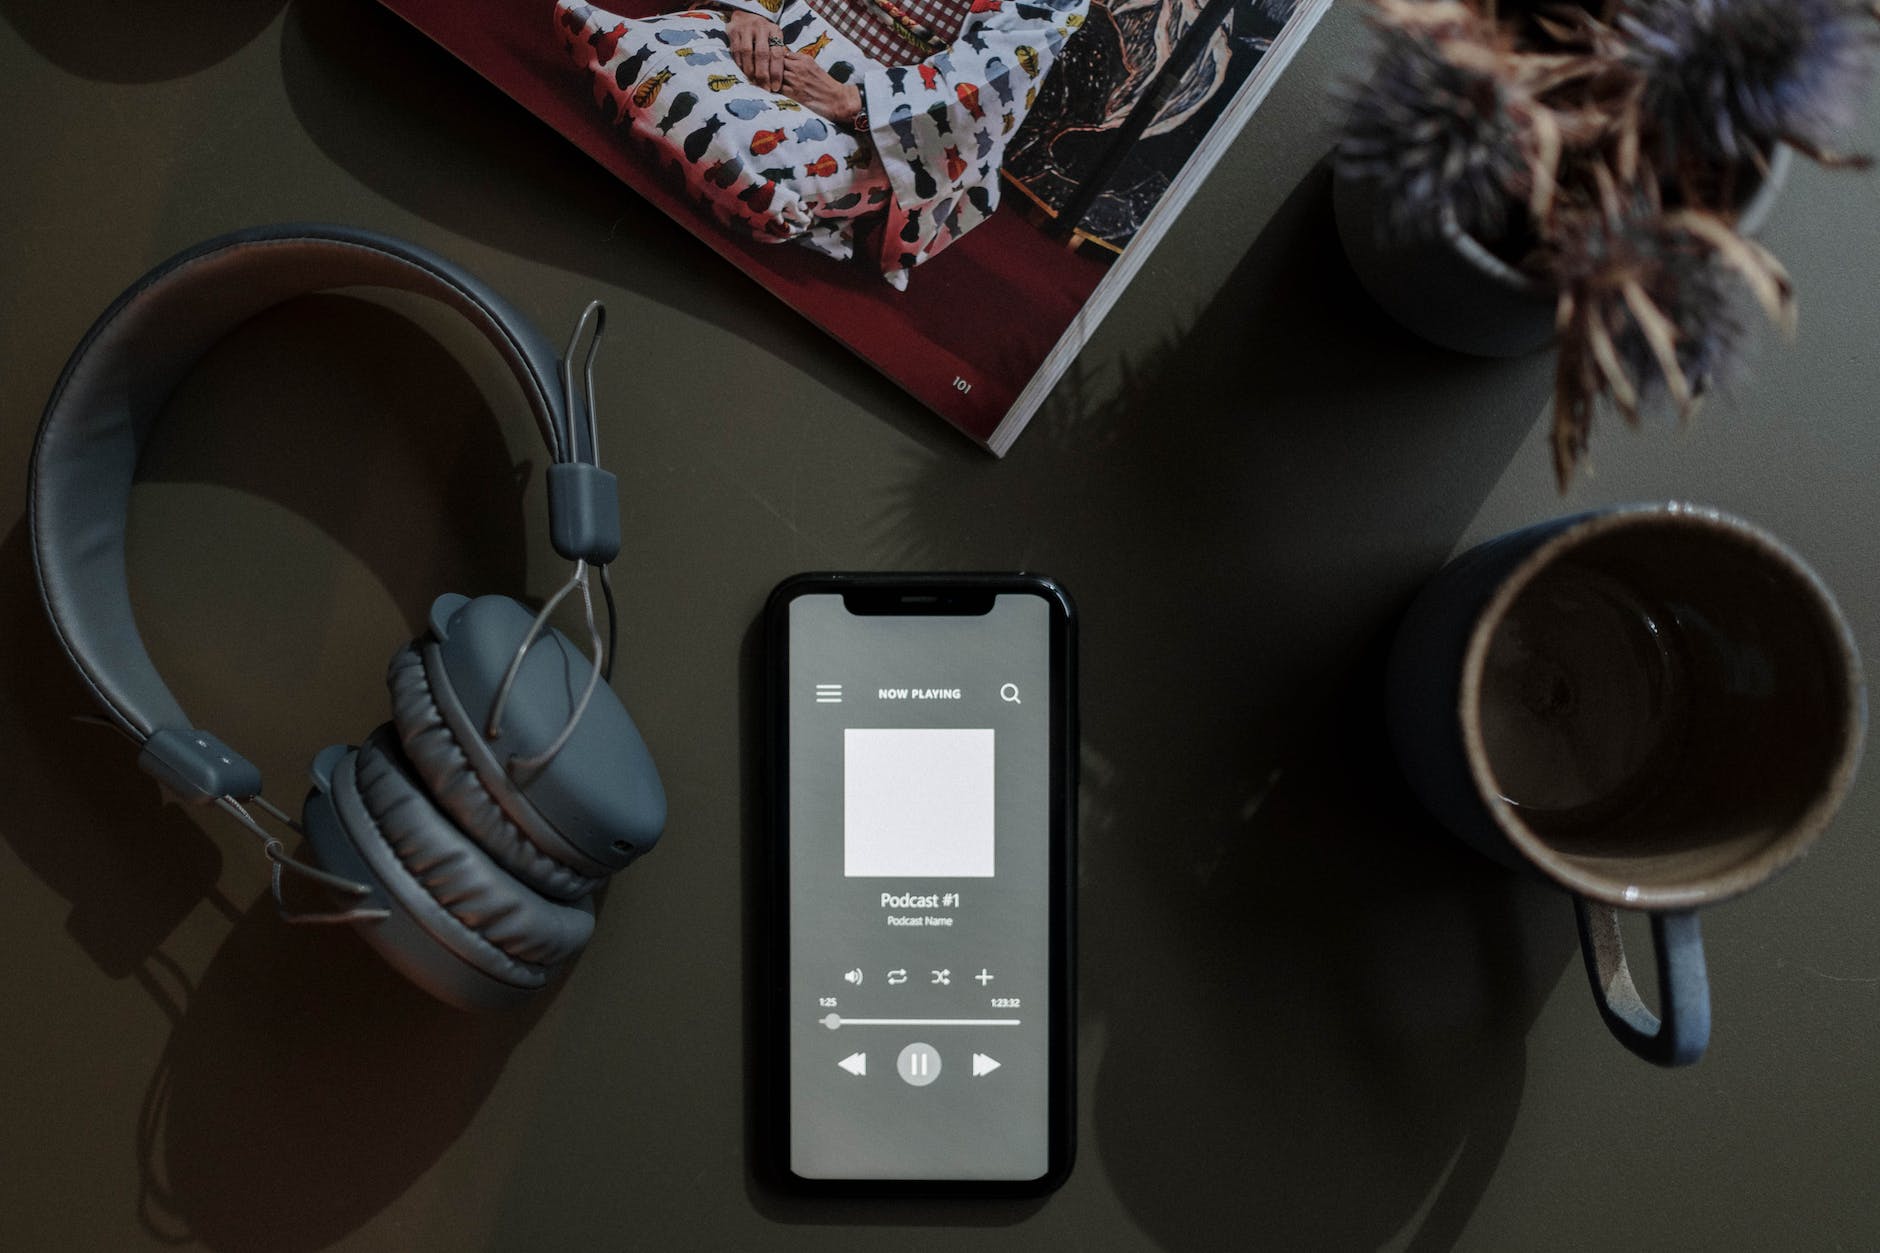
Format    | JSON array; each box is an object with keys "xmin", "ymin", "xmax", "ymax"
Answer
[
  {"xmin": 1338, "ymin": 0, "xmax": 1875, "ymax": 490},
  {"xmin": 1337, "ymin": 1, "xmax": 1562, "ymax": 242},
  {"xmin": 1621, "ymin": 0, "xmax": 1880, "ymax": 168},
  {"xmin": 1547, "ymin": 165, "xmax": 1794, "ymax": 486}
]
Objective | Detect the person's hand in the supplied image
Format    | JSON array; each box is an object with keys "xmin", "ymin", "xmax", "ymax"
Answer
[
  {"xmin": 725, "ymin": 11, "xmax": 787, "ymax": 91},
  {"xmin": 781, "ymin": 53, "xmax": 863, "ymax": 125}
]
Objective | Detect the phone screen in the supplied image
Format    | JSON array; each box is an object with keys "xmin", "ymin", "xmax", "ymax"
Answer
[{"xmin": 781, "ymin": 588, "xmax": 1062, "ymax": 1183}]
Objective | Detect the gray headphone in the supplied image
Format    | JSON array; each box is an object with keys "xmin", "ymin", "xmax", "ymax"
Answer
[{"xmin": 29, "ymin": 223, "xmax": 666, "ymax": 1010}]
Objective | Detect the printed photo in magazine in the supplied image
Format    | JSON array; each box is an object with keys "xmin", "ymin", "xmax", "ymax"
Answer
[{"xmin": 382, "ymin": 0, "xmax": 1328, "ymax": 448}]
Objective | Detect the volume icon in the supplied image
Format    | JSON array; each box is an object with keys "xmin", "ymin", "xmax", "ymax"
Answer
[{"xmin": 844, "ymin": 968, "xmax": 864, "ymax": 985}]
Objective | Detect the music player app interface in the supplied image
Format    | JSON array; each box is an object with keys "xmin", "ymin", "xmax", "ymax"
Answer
[{"xmin": 787, "ymin": 593, "xmax": 1050, "ymax": 1181}]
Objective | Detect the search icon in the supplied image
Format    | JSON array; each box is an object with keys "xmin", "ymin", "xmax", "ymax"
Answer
[{"xmin": 1000, "ymin": 683, "xmax": 1021, "ymax": 704}]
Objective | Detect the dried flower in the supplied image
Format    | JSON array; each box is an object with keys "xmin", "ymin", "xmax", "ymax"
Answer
[
  {"xmin": 1621, "ymin": 0, "xmax": 1879, "ymax": 166},
  {"xmin": 1337, "ymin": 3, "xmax": 1556, "ymax": 242},
  {"xmin": 1547, "ymin": 167, "xmax": 1794, "ymax": 485},
  {"xmin": 1337, "ymin": 0, "xmax": 1876, "ymax": 490}
]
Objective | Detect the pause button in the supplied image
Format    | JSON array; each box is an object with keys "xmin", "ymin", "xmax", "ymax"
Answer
[{"xmin": 897, "ymin": 1042, "xmax": 941, "ymax": 1086}]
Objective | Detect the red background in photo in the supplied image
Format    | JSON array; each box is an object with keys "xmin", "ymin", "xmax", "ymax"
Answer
[{"xmin": 383, "ymin": 0, "xmax": 1110, "ymax": 445}]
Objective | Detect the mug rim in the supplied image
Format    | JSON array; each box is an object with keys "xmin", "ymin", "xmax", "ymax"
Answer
[{"xmin": 1456, "ymin": 503, "xmax": 1867, "ymax": 910}]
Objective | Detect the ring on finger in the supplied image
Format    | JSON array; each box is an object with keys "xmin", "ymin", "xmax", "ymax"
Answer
[{"xmin": 768, "ymin": 35, "xmax": 786, "ymax": 45}]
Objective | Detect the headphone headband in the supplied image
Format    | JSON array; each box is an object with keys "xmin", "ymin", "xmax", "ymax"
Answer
[{"xmin": 29, "ymin": 224, "xmax": 590, "ymax": 797}]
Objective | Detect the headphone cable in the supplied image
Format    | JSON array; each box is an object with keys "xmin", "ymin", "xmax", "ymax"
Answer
[
  {"xmin": 217, "ymin": 795, "xmax": 391, "ymax": 926},
  {"xmin": 71, "ymin": 714, "xmax": 389, "ymax": 926}
]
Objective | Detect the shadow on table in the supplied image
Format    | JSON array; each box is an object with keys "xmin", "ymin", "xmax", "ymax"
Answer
[
  {"xmin": 0, "ymin": 294, "xmax": 554, "ymax": 1251},
  {"xmin": 137, "ymin": 895, "xmax": 556, "ymax": 1253},
  {"xmin": 1081, "ymin": 640, "xmax": 1567, "ymax": 1253},
  {"xmin": 276, "ymin": 0, "xmax": 946, "ymax": 454},
  {"xmin": 821, "ymin": 161, "xmax": 1575, "ymax": 1245},
  {"xmin": 0, "ymin": 519, "xmax": 227, "ymax": 1003},
  {"xmin": 0, "ymin": 0, "xmax": 286, "ymax": 83}
]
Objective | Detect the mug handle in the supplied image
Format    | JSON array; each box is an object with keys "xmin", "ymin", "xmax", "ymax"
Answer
[{"xmin": 1573, "ymin": 900, "xmax": 1711, "ymax": 1067}]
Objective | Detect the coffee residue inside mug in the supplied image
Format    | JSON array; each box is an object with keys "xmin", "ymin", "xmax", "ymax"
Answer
[{"xmin": 1478, "ymin": 560, "xmax": 1694, "ymax": 827}]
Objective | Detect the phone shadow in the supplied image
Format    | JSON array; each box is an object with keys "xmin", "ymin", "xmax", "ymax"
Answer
[
  {"xmin": 735, "ymin": 616, "xmax": 1050, "ymax": 1227},
  {"xmin": 833, "ymin": 160, "xmax": 1578, "ymax": 1245}
]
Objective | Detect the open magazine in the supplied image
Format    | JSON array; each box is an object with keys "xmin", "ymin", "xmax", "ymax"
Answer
[{"xmin": 381, "ymin": 0, "xmax": 1330, "ymax": 452}]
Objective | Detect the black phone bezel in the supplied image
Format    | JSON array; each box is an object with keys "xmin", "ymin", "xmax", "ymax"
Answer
[{"xmin": 760, "ymin": 572, "xmax": 1077, "ymax": 1198}]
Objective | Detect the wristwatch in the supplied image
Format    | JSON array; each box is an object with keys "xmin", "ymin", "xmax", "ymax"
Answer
[{"xmin": 851, "ymin": 96, "xmax": 869, "ymax": 133}]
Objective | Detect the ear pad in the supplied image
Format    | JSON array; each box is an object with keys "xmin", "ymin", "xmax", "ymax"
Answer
[
  {"xmin": 388, "ymin": 642, "xmax": 603, "ymax": 901},
  {"xmin": 318, "ymin": 726, "xmax": 596, "ymax": 1004},
  {"xmin": 415, "ymin": 593, "xmax": 667, "ymax": 871}
]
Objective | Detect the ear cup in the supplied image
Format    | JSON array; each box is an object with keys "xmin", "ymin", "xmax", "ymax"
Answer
[
  {"xmin": 341, "ymin": 725, "xmax": 596, "ymax": 988},
  {"xmin": 387, "ymin": 642, "xmax": 603, "ymax": 901},
  {"xmin": 421, "ymin": 593, "xmax": 666, "ymax": 873}
]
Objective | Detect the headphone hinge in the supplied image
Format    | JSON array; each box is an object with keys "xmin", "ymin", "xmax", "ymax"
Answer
[
  {"xmin": 137, "ymin": 727, "xmax": 263, "ymax": 803},
  {"xmin": 547, "ymin": 463, "xmax": 622, "ymax": 564}
]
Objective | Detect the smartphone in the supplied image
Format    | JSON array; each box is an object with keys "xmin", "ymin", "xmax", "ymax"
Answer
[{"xmin": 763, "ymin": 573, "xmax": 1076, "ymax": 1195}]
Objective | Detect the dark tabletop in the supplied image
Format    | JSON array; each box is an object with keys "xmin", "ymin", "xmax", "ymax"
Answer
[{"xmin": 2, "ymin": 3, "xmax": 1878, "ymax": 1250}]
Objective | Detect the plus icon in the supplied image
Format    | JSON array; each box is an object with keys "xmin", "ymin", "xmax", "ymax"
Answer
[{"xmin": 975, "ymin": 968, "xmax": 994, "ymax": 986}]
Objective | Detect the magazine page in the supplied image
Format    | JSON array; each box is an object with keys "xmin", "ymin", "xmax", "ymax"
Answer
[{"xmin": 379, "ymin": 0, "xmax": 1328, "ymax": 449}]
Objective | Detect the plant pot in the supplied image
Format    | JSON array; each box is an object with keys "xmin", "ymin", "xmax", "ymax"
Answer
[{"xmin": 1332, "ymin": 145, "xmax": 1794, "ymax": 359}]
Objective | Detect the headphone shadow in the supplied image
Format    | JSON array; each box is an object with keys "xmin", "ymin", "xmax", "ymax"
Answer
[
  {"xmin": 0, "ymin": 293, "xmax": 563, "ymax": 1251},
  {"xmin": 136, "ymin": 895, "xmax": 558, "ymax": 1253},
  {"xmin": 0, "ymin": 523, "xmax": 226, "ymax": 1010},
  {"xmin": 0, "ymin": 0, "xmax": 287, "ymax": 83}
]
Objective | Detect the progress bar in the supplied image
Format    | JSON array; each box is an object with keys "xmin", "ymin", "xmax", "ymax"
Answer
[{"xmin": 820, "ymin": 1014, "xmax": 1020, "ymax": 1030}]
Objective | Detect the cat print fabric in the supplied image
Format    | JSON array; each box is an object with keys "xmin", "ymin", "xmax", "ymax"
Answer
[{"xmin": 555, "ymin": 0, "xmax": 1088, "ymax": 289}]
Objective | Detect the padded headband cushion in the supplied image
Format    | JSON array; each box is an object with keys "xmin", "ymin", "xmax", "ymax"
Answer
[
  {"xmin": 387, "ymin": 641, "xmax": 604, "ymax": 902},
  {"xmin": 29, "ymin": 224, "xmax": 572, "ymax": 743},
  {"xmin": 343, "ymin": 726, "xmax": 595, "ymax": 983}
]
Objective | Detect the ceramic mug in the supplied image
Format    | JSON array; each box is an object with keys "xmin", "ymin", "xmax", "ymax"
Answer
[{"xmin": 1386, "ymin": 504, "xmax": 1866, "ymax": 1065}]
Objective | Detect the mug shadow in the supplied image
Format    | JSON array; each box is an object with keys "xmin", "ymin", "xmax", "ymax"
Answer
[
  {"xmin": 1086, "ymin": 633, "xmax": 1567, "ymax": 1252},
  {"xmin": 843, "ymin": 163, "xmax": 1576, "ymax": 1244},
  {"xmin": 0, "ymin": 292, "xmax": 555, "ymax": 1251}
]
